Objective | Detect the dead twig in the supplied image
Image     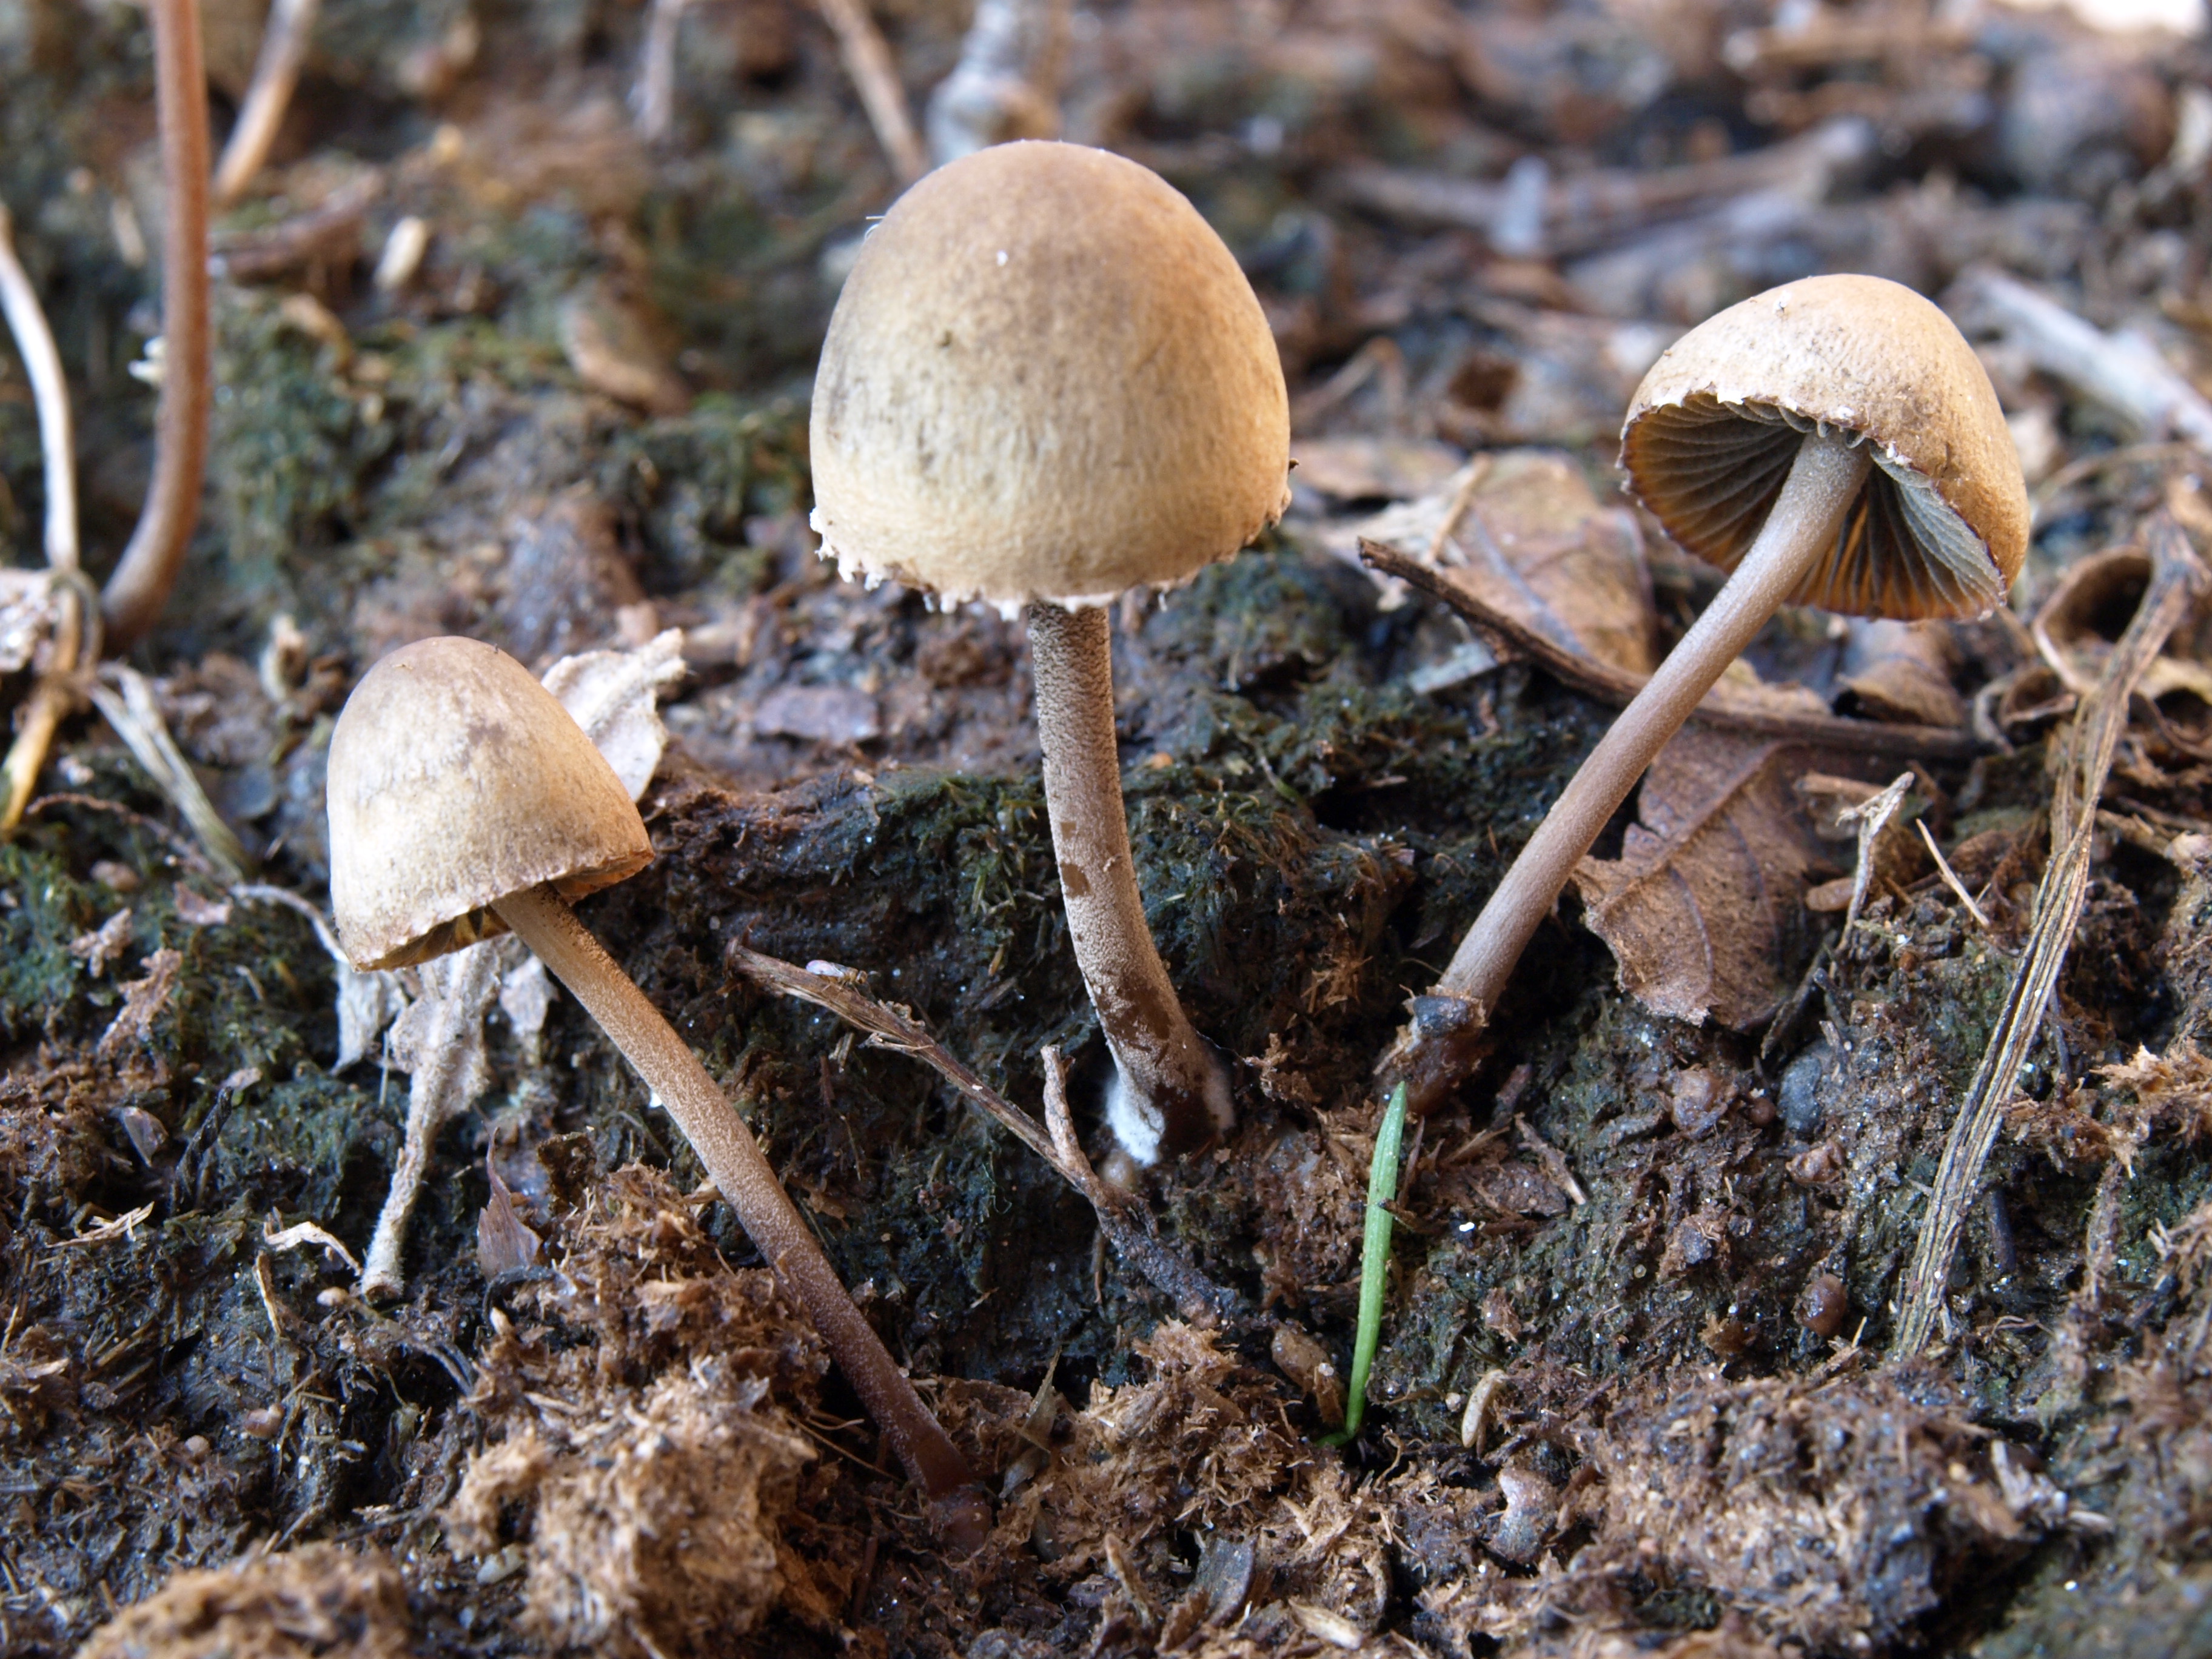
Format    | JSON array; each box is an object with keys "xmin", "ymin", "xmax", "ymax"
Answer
[
  {"xmin": 0, "ymin": 199, "xmax": 94, "ymax": 833},
  {"xmin": 1893, "ymin": 513, "xmax": 2210, "ymax": 1358},
  {"xmin": 1918, "ymin": 819, "xmax": 1992, "ymax": 931},
  {"xmin": 24, "ymin": 792, "xmax": 218, "ymax": 877},
  {"xmin": 630, "ymin": 0, "xmax": 691, "ymax": 142},
  {"xmin": 102, "ymin": 0, "xmax": 212, "ymax": 649},
  {"xmin": 816, "ymin": 0, "xmax": 927, "ymax": 185},
  {"xmin": 212, "ymin": 0, "xmax": 321, "ymax": 206},
  {"xmin": 728, "ymin": 947, "xmax": 1247, "ymax": 1327},
  {"xmin": 0, "ymin": 201, "xmax": 76, "ymax": 575},
  {"xmin": 83, "ymin": 663, "xmax": 250, "ymax": 883},
  {"xmin": 1951, "ymin": 267, "xmax": 2212, "ymax": 454},
  {"xmin": 925, "ymin": 0, "xmax": 1068, "ymax": 164},
  {"xmin": 1329, "ymin": 116, "xmax": 1869, "ymax": 258},
  {"xmin": 1360, "ymin": 538, "xmax": 1983, "ymax": 759},
  {"xmin": 207, "ymin": 172, "xmax": 380, "ymax": 283}
]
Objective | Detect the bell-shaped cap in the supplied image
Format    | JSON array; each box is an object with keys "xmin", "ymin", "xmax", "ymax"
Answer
[
  {"xmin": 1621, "ymin": 274, "xmax": 2028, "ymax": 620},
  {"xmin": 809, "ymin": 141, "xmax": 1291, "ymax": 611},
  {"xmin": 327, "ymin": 637, "xmax": 654, "ymax": 970}
]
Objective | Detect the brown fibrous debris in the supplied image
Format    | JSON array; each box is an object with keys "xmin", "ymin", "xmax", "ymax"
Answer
[{"xmin": 440, "ymin": 1165, "xmax": 832, "ymax": 1657}]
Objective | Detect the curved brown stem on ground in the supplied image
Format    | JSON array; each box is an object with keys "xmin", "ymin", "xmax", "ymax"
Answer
[
  {"xmin": 0, "ymin": 579, "xmax": 90, "ymax": 832},
  {"xmin": 0, "ymin": 198, "xmax": 91, "ymax": 833},
  {"xmin": 102, "ymin": 0, "xmax": 212, "ymax": 650},
  {"xmin": 213, "ymin": 0, "xmax": 320, "ymax": 206},
  {"xmin": 1381, "ymin": 431, "xmax": 1873, "ymax": 1114},
  {"xmin": 493, "ymin": 882, "xmax": 990, "ymax": 1551},
  {"xmin": 0, "ymin": 201, "xmax": 78, "ymax": 575},
  {"xmin": 1029, "ymin": 601, "xmax": 1231, "ymax": 1164}
]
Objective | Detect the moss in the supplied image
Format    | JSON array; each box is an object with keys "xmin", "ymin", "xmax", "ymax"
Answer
[{"xmin": 598, "ymin": 394, "xmax": 810, "ymax": 598}]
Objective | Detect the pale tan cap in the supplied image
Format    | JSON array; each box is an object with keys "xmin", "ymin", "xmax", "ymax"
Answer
[
  {"xmin": 1622, "ymin": 274, "xmax": 2029, "ymax": 620},
  {"xmin": 809, "ymin": 141, "xmax": 1291, "ymax": 610},
  {"xmin": 327, "ymin": 636, "xmax": 654, "ymax": 970}
]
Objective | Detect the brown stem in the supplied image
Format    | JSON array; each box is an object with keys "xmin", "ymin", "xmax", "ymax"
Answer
[
  {"xmin": 1385, "ymin": 429, "xmax": 1873, "ymax": 1113},
  {"xmin": 1028, "ymin": 601, "xmax": 1231, "ymax": 1164},
  {"xmin": 212, "ymin": 0, "xmax": 320, "ymax": 206},
  {"xmin": 102, "ymin": 0, "xmax": 212, "ymax": 650},
  {"xmin": 816, "ymin": 0, "xmax": 927, "ymax": 183},
  {"xmin": 492, "ymin": 883, "xmax": 989, "ymax": 1550}
]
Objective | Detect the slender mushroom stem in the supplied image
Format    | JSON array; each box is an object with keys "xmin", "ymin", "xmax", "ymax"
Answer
[
  {"xmin": 492, "ymin": 881, "xmax": 990, "ymax": 1550},
  {"xmin": 1028, "ymin": 601, "xmax": 1230, "ymax": 1165},
  {"xmin": 102, "ymin": 0, "xmax": 212, "ymax": 651},
  {"xmin": 1387, "ymin": 428, "xmax": 1873, "ymax": 1114}
]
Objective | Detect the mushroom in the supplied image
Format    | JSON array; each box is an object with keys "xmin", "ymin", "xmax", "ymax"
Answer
[
  {"xmin": 326, "ymin": 637, "xmax": 987, "ymax": 1548},
  {"xmin": 1387, "ymin": 275, "xmax": 2028, "ymax": 1111},
  {"xmin": 808, "ymin": 140, "xmax": 1290, "ymax": 1165}
]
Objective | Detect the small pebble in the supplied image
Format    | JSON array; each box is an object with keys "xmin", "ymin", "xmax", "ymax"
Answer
[
  {"xmin": 1779, "ymin": 1042, "xmax": 1833, "ymax": 1138},
  {"xmin": 1669, "ymin": 1067, "xmax": 1729, "ymax": 1138},
  {"xmin": 1800, "ymin": 1273, "xmax": 1848, "ymax": 1339}
]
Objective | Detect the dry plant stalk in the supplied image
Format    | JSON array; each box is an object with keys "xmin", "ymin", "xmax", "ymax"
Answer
[
  {"xmin": 102, "ymin": 0, "xmax": 212, "ymax": 650},
  {"xmin": 815, "ymin": 0, "xmax": 926, "ymax": 184},
  {"xmin": 1360, "ymin": 537, "xmax": 1982, "ymax": 759},
  {"xmin": 1953, "ymin": 267, "xmax": 2212, "ymax": 453},
  {"xmin": 0, "ymin": 198, "xmax": 90, "ymax": 834},
  {"xmin": 1894, "ymin": 511, "xmax": 2210, "ymax": 1356},
  {"xmin": 212, "ymin": 0, "xmax": 321, "ymax": 206},
  {"xmin": 727, "ymin": 947, "xmax": 1247, "ymax": 1328},
  {"xmin": 631, "ymin": 0, "xmax": 691, "ymax": 142},
  {"xmin": 925, "ymin": 0, "xmax": 1068, "ymax": 164}
]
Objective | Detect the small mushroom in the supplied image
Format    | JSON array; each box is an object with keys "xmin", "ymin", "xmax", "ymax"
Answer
[
  {"xmin": 326, "ymin": 637, "xmax": 987, "ymax": 1548},
  {"xmin": 809, "ymin": 141, "xmax": 1290, "ymax": 1164},
  {"xmin": 1389, "ymin": 275, "xmax": 2027, "ymax": 1111}
]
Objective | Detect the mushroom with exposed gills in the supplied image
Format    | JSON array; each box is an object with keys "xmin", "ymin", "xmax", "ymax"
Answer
[
  {"xmin": 1384, "ymin": 275, "xmax": 2029, "ymax": 1114},
  {"xmin": 808, "ymin": 140, "xmax": 1291, "ymax": 1167},
  {"xmin": 326, "ymin": 637, "xmax": 989, "ymax": 1550}
]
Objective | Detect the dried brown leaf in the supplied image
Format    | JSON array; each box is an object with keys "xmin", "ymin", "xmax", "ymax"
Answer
[
  {"xmin": 1571, "ymin": 732, "xmax": 1833, "ymax": 1028},
  {"xmin": 1433, "ymin": 450, "xmax": 1656, "ymax": 674}
]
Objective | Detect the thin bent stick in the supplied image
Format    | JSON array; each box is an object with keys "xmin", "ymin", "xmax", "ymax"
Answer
[
  {"xmin": 1359, "ymin": 537, "xmax": 1982, "ymax": 760},
  {"xmin": 1891, "ymin": 512, "xmax": 2209, "ymax": 1358},
  {"xmin": 816, "ymin": 0, "xmax": 928, "ymax": 184},
  {"xmin": 0, "ymin": 199, "xmax": 89, "ymax": 832},
  {"xmin": 0, "ymin": 201, "xmax": 78, "ymax": 574},
  {"xmin": 729, "ymin": 947, "xmax": 1247, "ymax": 1327},
  {"xmin": 213, "ymin": 0, "xmax": 321, "ymax": 206},
  {"xmin": 103, "ymin": 0, "xmax": 213, "ymax": 650}
]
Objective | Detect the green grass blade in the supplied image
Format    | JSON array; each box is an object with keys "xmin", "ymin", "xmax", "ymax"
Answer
[{"xmin": 1321, "ymin": 1081, "xmax": 1409, "ymax": 1447}]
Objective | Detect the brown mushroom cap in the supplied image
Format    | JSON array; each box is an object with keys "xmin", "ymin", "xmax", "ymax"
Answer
[
  {"xmin": 1621, "ymin": 274, "xmax": 2028, "ymax": 620},
  {"xmin": 327, "ymin": 637, "xmax": 653, "ymax": 970},
  {"xmin": 809, "ymin": 141, "xmax": 1290, "ymax": 610}
]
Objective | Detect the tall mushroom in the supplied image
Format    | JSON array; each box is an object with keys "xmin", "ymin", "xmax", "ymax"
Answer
[
  {"xmin": 809, "ymin": 141, "xmax": 1291, "ymax": 1165},
  {"xmin": 327, "ymin": 637, "xmax": 987, "ymax": 1548},
  {"xmin": 1386, "ymin": 274, "xmax": 2028, "ymax": 1111}
]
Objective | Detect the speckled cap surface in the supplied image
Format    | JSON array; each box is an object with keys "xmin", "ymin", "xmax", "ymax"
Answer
[
  {"xmin": 327, "ymin": 636, "xmax": 653, "ymax": 970},
  {"xmin": 809, "ymin": 141, "xmax": 1291, "ymax": 609},
  {"xmin": 1622, "ymin": 274, "xmax": 2028, "ymax": 619}
]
